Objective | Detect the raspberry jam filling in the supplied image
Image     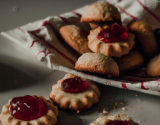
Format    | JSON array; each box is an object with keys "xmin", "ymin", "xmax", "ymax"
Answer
[
  {"xmin": 61, "ymin": 76, "xmax": 88, "ymax": 93},
  {"xmin": 106, "ymin": 120, "xmax": 130, "ymax": 125},
  {"xmin": 9, "ymin": 95, "xmax": 47, "ymax": 121},
  {"xmin": 98, "ymin": 23, "xmax": 128, "ymax": 43}
]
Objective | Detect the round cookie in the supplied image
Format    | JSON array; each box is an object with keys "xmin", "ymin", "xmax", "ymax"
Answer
[
  {"xmin": 116, "ymin": 50, "xmax": 144, "ymax": 71},
  {"xmin": 128, "ymin": 20, "xmax": 157, "ymax": 58},
  {"xmin": 90, "ymin": 113, "xmax": 138, "ymax": 125},
  {"xmin": 59, "ymin": 25, "xmax": 91, "ymax": 55},
  {"xmin": 81, "ymin": 2, "xmax": 121, "ymax": 24},
  {"xmin": 88, "ymin": 25, "xmax": 135, "ymax": 58},
  {"xmin": 75, "ymin": 52, "xmax": 119, "ymax": 77},
  {"xmin": 0, "ymin": 95, "xmax": 58, "ymax": 125},
  {"xmin": 49, "ymin": 73, "xmax": 100, "ymax": 112},
  {"xmin": 146, "ymin": 53, "xmax": 160, "ymax": 77}
]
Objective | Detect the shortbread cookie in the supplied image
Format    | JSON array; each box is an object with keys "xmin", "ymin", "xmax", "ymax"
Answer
[
  {"xmin": 128, "ymin": 20, "xmax": 157, "ymax": 58},
  {"xmin": 49, "ymin": 73, "xmax": 100, "ymax": 111},
  {"xmin": 116, "ymin": 50, "xmax": 144, "ymax": 71},
  {"xmin": 90, "ymin": 113, "xmax": 138, "ymax": 125},
  {"xmin": 0, "ymin": 95, "xmax": 58, "ymax": 125},
  {"xmin": 81, "ymin": 2, "xmax": 121, "ymax": 24},
  {"xmin": 75, "ymin": 52, "xmax": 119, "ymax": 77},
  {"xmin": 88, "ymin": 23, "xmax": 135, "ymax": 57},
  {"xmin": 146, "ymin": 53, "xmax": 160, "ymax": 77},
  {"xmin": 59, "ymin": 25, "xmax": 91, "ymax": 55}
]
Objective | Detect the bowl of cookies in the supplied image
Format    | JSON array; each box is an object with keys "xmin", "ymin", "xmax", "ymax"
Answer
[{"xmin": 1, "ymin": 1, "xmax": 160, "ymax": 95}]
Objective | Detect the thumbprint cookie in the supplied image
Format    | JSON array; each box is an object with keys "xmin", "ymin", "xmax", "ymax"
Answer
[
  {"xmin": 90, "ymin": 113, "xmax": 138, "ymax": 125},
  {"xmin": 88, "ymin": 23, "xmax": 135, "ymax": 57},
  {"xmin": 49, "ymin": 73, "xmax": 100, "ymax": 112},
  {"xmin": 0, "ymin": 95, "xmax": 58, "ymax": 125}
]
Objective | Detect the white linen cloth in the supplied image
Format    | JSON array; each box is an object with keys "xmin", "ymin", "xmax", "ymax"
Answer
[{"xmin": 1, "ymin": 0, "xmax": 160, "ymax": 95}]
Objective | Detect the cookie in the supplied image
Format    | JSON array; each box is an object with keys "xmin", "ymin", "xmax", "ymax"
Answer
[
  {"xmin": 0, "ymin": 95, "xmax": 58, "ymax": 125},
  {"xmin": 88, "ymin": 23, "xmax": 135, "ymax": 57},
  {"xmin": 81, "ymin": 2, "xmax": 121, "ymax": 24},
  {"xmin": 90, "ymin": 113, "xmax": 138, "ymax": 125},
  {"xmin": 59, "ymin": 25, "xmax": 91, "ymax": 55},
  {"xmin": 89, "ymin": 23, "xmax": 109, "ymax": 30},
  {"xmin": 116, "ymin": 50, "xmax": 144, "ymax": 71},
  {"xmin": 49, "ymin": 73, "xmax": 100, "ymax": 112},
  {"xmin": 128, "ymin": 20, "xmax": 157, "ymax": 58},
  {"xmin": 75, "ymin": 52, "xmax": 119, "ymax": 77},
  {"xmin": 146, "ymin": 53, "xmax": 160, "ymax": 77}
]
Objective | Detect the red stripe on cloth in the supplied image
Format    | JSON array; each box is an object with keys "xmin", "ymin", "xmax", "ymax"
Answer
[
  {"xmin": 105, "ymin": 0, "xmax": 110, "ymax": 4},
  {"xmin": 72, "ymin": 12, "xmax": 81, "ymax": 17},
  {"xmin": 37, "ymin": 51, "xmax": 45, "ymax": 56},
  {"xmin": 58, "ymin": 16, "xmax": 69, "ymax": 24},
  {"xmin": 45, "ymin": 52, "xmax": 52, "ymax": 56},
  {"xmin": 30, "ymin": 40, "xmax": 39, "ymax": 48},
  {"xmin": 141, "ymin": 82, "xmax": 149, "ymax": 90},
  {"xmin": 137, "ymin": 0, "xmax": 160, "ymax": 23},
  {"xmin": 17, "ymin": 27, "xmax": 25, "ymax": 33},
  {"xmin": 115, "ymin": 5, "xmax": 137, "ymax": 20},
  {"xmin": 121, "ymin": 83, "xmax": 128, "ymax": 89},
  {"xmin": 44, "ymin": 42, "xmax": 75, "ymax": 65}
]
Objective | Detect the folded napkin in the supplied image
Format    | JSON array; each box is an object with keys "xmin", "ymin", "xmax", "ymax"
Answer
[{"xmin": 1, "ymin": 0, "xmax": 160, "ymax": 96}]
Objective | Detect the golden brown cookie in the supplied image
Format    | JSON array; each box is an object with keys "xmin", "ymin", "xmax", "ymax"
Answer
[
  {"xmin": 0, "ymin": 95, "xmax": 58, "ymax": 125},
  {"xmin": 146, "ymin": 53, "xmax": 160, "ymax": 77},
  {"xmin": 49, "ymin": 73, "xmax": 100, "ymax": 112},
  {"xmin": 89, "ymin": 23, "xmax": 109, "ymax": 30},
  {"xmin": 75, "ymin": 52, "xmax": 119, "ymax": 77},
  {"xmin": 59, "ymin": 25, "xmax": 91, "ymax": 55},
  {"xmin": 90, "ymin": 113, "xmax": 138, "ymax": 125},
  {"xmin": 81, "ymin": 2, "xmax": 121, "ymax": 24},
  {"xmin": 116, "ymin": 50, "xmax": 144, "ymax": 71},
  {"xmin": 88, "ymin": 24, "xmax": 135, "ymax": 58},
  {"xmin": 128, "ymin": 20, "xmax": 157, "ymax": 58}
]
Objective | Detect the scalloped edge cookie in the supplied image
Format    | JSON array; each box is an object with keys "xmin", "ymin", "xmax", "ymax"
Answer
[
  {"xmin": 90, "ymin": 113, "xmax": 138, "ymax": 125},
  {"xmin": 49, "ymin": 73, "xmax": 100, "ymax": 112},
  {"xmin": 0, "ymin": 96, "xmax": 58, "ymax": 125},
  {"xmin": 88, "ymin": 26, "xmax": 135, "ymax": 58}
]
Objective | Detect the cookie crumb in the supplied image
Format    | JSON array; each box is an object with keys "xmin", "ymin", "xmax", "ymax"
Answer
[
  {"xmin": 142, "ymin": 119, "xmax": 145, "ymax": 121},
  {"xmin": 77, "ymin": 110, "xmax": 80, "ymax": 113},
  {"xmin": 135, "ymin": 94, "xmax": 138, "ymax": 96},
  {"xmin": 122, "ymin": 107, "xmax": 128, "ymax": 111},
  {"xmin": 130, "ymin": 106, "xmax": 132, "ymax": 108},
  {"xmin": 13, "ymin": 7, "xmax": 18, "ymax": 12},
  {"xmin": 82, "ymin": 119, "xmax": 86, "ymax": 123},
  {"xmin": 103, "ymin": 109, "xmax": 109, "ymax": 114},
  {"xmin": 137, "ymin": 99, "xmax": 141, "ymax": 102}
]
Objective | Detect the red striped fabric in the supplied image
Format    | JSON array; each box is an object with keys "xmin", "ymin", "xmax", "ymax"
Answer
[{"xmin": 137, "ymin": 0, "xmax": 160, "ymax": 23}]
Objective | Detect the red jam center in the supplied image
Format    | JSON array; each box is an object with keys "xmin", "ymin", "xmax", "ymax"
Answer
[
  {"xmin": 61, "ymin": 76, "xmax": 88, "ymax": 93},
  {"xmin": 98, "ymin": 23, "xmax": 128, "ymax": 43},
  {"xmin": 9, "ymin": 95, "xmax": 47, "ymax": 121},
  {"xmin": 106, "ymin": 120, "xmax": 130, "ymax": 125}
]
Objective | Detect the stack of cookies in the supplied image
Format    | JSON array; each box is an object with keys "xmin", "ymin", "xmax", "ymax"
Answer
[{"xmin": 60, "ymin": 2, "xmax": 159, "ymax": 78}]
